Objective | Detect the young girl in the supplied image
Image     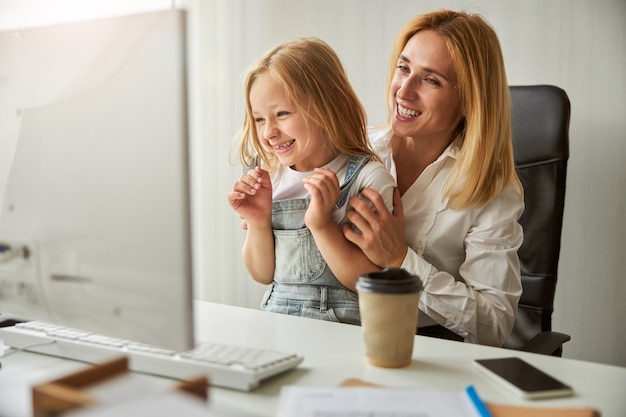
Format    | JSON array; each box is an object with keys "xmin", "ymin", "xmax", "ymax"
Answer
[{"xmin": 228, "ymin": 37, "xmax": 395, "ymax": 325}]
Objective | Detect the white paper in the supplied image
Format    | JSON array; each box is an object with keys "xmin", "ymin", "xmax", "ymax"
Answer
[{"xmin": 277, "ymin": 386, "xmax": 481, "ymax": 417}]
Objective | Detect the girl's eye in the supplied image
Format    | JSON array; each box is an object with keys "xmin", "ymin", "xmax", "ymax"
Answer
[
  {"xmin": 277, "ymin": 111, "xmax": 290, "ymax": 117},
  {"xmin": 254, "ymin": 117, "xmax": 264, "ymax": 124}
]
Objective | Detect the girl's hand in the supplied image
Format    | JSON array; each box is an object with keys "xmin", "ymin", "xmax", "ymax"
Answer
[
  {"xmin": 303, "ymin": 168, "xmax": 340, "ymax": 231},
  {"xmin": 343, "ymin": 187, "xmax": 408, "ymax": 268},
  {"xmin": 227, "ymin": 166, "xmax": 272, "ymax": 224}
]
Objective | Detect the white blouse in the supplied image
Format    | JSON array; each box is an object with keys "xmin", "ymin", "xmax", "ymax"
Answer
[{"xmin": 369, "ymin": 127, "xmax": 524, "ymax": 346}]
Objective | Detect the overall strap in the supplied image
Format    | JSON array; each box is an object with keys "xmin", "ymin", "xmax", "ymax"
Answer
[{"xmin": 335, "ymin": 155, "xmax": 372, "ymax": 209}]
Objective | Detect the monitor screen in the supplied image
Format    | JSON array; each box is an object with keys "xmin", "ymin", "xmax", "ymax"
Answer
[{"xmin": 0, "ymin": 9, "xmax": 194, "ymax": 352}]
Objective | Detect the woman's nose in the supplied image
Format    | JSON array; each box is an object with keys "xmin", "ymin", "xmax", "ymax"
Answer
[{"xmin": 397, "ymin": 75, "xmax": 420, "ymax": 99}]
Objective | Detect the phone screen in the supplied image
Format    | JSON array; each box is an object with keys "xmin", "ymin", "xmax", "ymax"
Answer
[{"xmin": 475, "ymin": 357, "xmax": 574, "ymax": 399}]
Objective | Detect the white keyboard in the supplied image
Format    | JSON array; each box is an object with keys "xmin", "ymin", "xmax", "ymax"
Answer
[{"xmin": 0, "ymin": 321, "xmax": 304, "ymax": 391}]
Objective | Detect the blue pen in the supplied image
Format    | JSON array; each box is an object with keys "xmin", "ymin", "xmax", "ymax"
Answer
[{"xmin": 465, "ymin": 385, "xmax": 493, "ymax": 417}]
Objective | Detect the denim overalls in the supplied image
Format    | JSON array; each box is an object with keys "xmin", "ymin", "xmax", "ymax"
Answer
[{"xmin": 260, "ymin": 155, "xmax": 370, "ymax": 325}]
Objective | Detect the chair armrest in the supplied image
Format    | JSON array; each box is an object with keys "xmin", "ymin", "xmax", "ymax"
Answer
[{"xmin": 520, "ymin": 331, "xmax": 571, "ymax": 356}]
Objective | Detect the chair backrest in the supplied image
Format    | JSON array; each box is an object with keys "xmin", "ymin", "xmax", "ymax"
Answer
[{"xmin": 503, "ymin": 85, "xmax": 571, "ymax": 351}]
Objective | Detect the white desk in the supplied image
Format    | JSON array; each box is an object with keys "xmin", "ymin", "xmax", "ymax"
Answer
[{"xmin": 1, "ymin": 301, "xmax": 625, "ymax": 417}]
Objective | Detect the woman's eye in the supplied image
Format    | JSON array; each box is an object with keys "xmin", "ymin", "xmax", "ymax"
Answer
[
  {"xmin": 396, "ymin": 64, "xmax": 409, "ymax": 73},
  {"xmin": 425, "ymin": 77, "xmax": 441, "ymax": 86}
]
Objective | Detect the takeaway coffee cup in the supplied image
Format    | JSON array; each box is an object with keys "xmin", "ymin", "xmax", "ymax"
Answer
[{"xmin": 357, "ymin": 268, "xmax": 423, "ymax": 368}]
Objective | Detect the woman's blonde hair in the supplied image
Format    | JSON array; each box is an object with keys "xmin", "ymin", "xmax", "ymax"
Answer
[
  {"xmin": 237, "ymin": 37, "xmax": 376, "ymax": 172},
  {"xmin": 387, "ymin": 10, "xmax": 522, "ymax": 208}
]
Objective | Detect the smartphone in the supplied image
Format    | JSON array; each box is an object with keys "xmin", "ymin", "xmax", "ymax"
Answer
[{"xmin": 474, "ymin": 357, "xmax": 574, "ymax": 399}]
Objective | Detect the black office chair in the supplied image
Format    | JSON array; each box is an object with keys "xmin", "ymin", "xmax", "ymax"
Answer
[{"xmin": 502, "ymin": 85, "xmax": 572, "ymax": 356}]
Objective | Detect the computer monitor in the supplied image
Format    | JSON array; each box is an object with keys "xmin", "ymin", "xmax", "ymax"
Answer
[{"xmin": 0, "ymin": 9, "xmax": 194, "ymax": 352}]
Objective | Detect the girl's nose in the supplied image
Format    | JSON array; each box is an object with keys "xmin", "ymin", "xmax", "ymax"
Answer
[{"xmin": 263, "ymin": 121, "xmax": 279, "ymax": 140}]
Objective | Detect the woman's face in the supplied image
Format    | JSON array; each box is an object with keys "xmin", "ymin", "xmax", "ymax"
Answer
[
  {"xmin": 249, "ymin": 72, "xmax": 329, "ymax": 172},
  {"xmin": 390, "ymin": 30, "xmax": 463, "ymax": 142}
]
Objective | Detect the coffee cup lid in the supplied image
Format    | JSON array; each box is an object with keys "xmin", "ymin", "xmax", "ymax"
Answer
[{"xmin": 356, "ymin": 268, "xmax": 423, "ymax": 294}]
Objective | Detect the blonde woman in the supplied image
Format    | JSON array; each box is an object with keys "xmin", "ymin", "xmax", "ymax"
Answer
[
  {"xmin": 228, "ymin": 37, "xmax": 395, "ymax": 325},
  {"xmin": 344, "ymin": 10, "xmax": 524, "ymax": 346}
]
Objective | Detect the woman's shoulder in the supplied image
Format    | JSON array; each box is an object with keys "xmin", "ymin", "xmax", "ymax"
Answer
[
  {"xmin": 367, "ymin": 125, "xmax": 392, "ymax": 145},
  {"xmin": 477, "ymin": 182, "xmax": 524, "ymax": 221},
  {"xmin": 367, "ymin": 125, "xmax": 394, "ymax": 169}
]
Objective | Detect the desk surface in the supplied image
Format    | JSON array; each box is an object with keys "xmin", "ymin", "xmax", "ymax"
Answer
[{"xmin": 1, "ymin": 301, "xmax": 625, "ymax": 417}]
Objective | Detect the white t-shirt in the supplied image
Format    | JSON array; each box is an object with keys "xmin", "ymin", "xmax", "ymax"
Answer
[{"xmin": 270, "ymin": 154, "xmax": 395, "ymax": 224}]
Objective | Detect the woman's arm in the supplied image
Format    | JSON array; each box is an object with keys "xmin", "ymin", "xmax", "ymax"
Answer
[
  {"xmin": 401, "ymin": 211, "xmax": 523, "ymax": 346},
  {"xmin": 344, "ymin": 186, "xmax": 524, "ymax": 346},
  {"xmin": 343, "ymin": 187, "xmax": 408, "ymax": 268}
]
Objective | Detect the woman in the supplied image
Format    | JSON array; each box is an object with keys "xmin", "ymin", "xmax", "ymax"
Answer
[{"xmin": 343, "ymin": 10, "xmax": 524, "ymax": 346}]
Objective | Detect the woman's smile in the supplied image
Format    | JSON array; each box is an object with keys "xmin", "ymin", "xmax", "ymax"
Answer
[{"xmin": 397, "ymin": 103, "xmax": 419, "ymax": 119}]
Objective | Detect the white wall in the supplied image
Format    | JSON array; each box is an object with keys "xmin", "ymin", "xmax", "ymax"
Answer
[
  {"xmin": 1, "ymin": 0, "xmax": 624, "ymax": 367},
  {"xmin": 191, "ymin": 0, "xmax": 626, "ymax": 368}
]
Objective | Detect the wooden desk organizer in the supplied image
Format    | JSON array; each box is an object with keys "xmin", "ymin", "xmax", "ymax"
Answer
[{"xmin": 32, "ymin": 356, "xmax": 207, "ymax": 417}]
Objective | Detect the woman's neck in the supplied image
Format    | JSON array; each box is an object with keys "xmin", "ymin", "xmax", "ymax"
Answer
[{"xmin": 391, "ymin": 134, "xmax": 452, "ymax": 195}]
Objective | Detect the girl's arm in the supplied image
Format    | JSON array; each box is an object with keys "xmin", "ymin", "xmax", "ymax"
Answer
[
  {"xmin": 228, "ymin": 166, "xmax": 275, "ymax": 284},
  {"xmin": 303, "ymin": 168, "xmax": 393, "ymax": 291},
  {"xmin": 241, "ymin": 221, "xmax": 275, "ymax": 284}
]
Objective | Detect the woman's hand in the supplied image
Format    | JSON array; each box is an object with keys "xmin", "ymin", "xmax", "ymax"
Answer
[
  {"xmin": 343, "ymin": 187, "xmax": 408, "ymax": 268},
  {"xmin": 227, "ymin": 166, "xmax": 272, "ymax": 224},
  {"xmin": 302, "ymin": 168, "xmax": 341, "ymax": 231}
]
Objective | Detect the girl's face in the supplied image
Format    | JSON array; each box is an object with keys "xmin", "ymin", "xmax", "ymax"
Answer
[
  {"xmin": 249, "ymin": 72, "xmax": 329, "ymax": 172},
  {"xmin": 390, "ymin": 30, "xmax": 463, "ymax": 143}
]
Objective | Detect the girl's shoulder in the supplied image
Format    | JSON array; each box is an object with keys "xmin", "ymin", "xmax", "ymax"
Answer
[{"xmin": 355, "ymin": 156, "xmax": 396, "ymax": 190}]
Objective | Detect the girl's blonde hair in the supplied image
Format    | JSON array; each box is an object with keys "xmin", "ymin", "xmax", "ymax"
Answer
[
  {"xmin": 387, "ymin": 10, "xmax": 522, "ymax": 209},
  {"xmin": 237, "ymin": 37, "xmax": 377, "ymax": 172}
]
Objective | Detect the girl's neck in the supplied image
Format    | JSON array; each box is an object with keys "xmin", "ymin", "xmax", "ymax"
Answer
[{"xmin": 290, "ymin": 149, "xmax": 339, "ymax": 172}]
